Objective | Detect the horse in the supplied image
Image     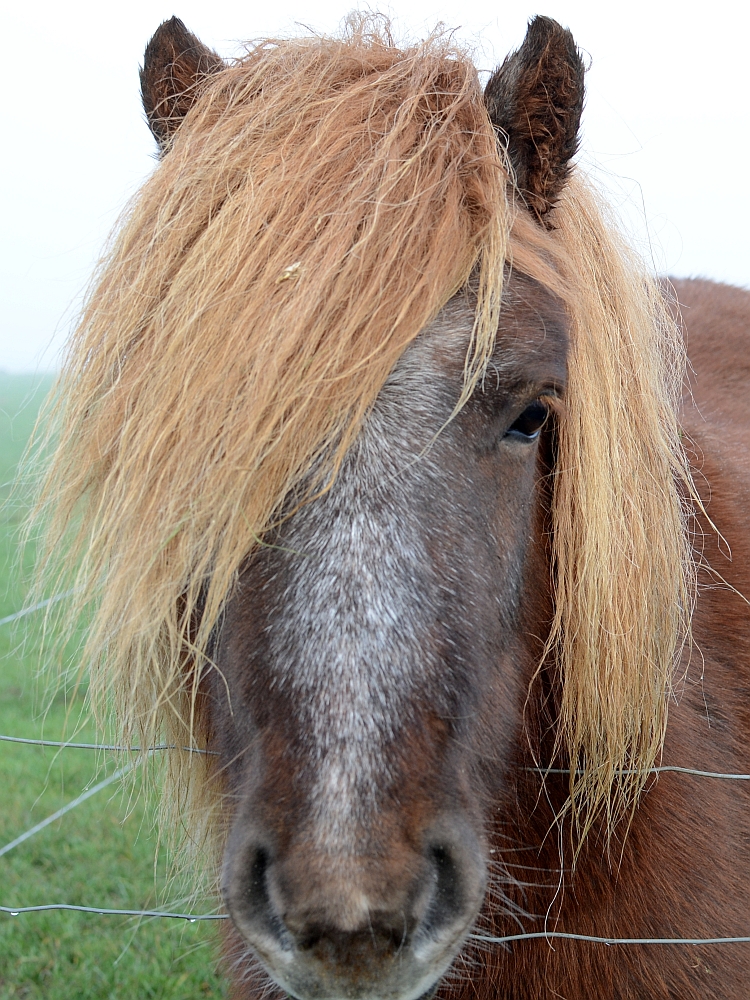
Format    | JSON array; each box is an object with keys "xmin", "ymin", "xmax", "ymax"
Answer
[{"xmin": 32, "ymin": 13, "xmax": 750, "ymax": 1000}]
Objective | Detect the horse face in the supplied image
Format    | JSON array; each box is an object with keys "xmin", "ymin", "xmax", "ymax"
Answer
[{"xmin": 210, "ymin": 273, "xmax": 568, "ymax": 999}]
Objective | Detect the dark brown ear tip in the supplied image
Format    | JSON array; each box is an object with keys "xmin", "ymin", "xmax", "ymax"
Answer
[
  {"xmin": 522, "ymin": 16, "xmax": 584, "ymax": 78},
  {"xmin": 141, "ymin": 16, "xmax": 215, "ymax": 74},
  {"xmin": 524, "ymin": 14, "xmax": 575, "ymax": 47},
  {"xmin": 162, "ymin": 14, "xmax": 191, "ymax": 33},
  {"xmin": 144, "ymin": 16, "xmax": 195, "ymax": 54}
]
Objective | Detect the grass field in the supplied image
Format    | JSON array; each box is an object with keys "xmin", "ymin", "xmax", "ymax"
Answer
[{"xmin": 0, "ymin": 373, "xmax": 229, "ymax": 999}]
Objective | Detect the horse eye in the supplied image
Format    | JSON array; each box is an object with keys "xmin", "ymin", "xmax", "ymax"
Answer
[{"xmin": 504, "ymin": 401, "xmax": 549, "ymax": 442}]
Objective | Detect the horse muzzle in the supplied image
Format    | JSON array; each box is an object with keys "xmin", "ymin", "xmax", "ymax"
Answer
[{"xmin": 221, "ymin": 813, "xmax": 486, "ymax": 1000}]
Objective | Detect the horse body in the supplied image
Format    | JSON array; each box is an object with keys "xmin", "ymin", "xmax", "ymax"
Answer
[{"xmin": 38, "ymin": 14, "xmax": 750, "ymax": 1000}]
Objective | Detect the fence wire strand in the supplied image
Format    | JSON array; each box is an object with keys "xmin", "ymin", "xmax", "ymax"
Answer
[
  {"xmin": 0, "ymin": 591, "xmax": 75, "ymax": 627},
  {"xmin": 0, "ymin": 734, "xmax": 215, "ymax": 754},
  {"xmin": 470, "ymin": 932, "xmax": 750, "ymax": 946},
  {"xmin": 531, "ymin": 765, "xmax": 750, "ymax": 780},
  {"xmin": 0, "ymin": 904, "xmax": 226, "ymax": 921}
]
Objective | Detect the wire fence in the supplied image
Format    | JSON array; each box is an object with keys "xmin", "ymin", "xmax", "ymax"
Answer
[
  {"xmin": 2, "ymin": 596, "xmax": 750, "ymax": 946},
  {"xmin": 4, "ymin": 730, "xmax": 750, "ymax": 943}
]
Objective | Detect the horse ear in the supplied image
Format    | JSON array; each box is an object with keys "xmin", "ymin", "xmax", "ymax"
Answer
[
  {"xmin": 484, "ymin": 16, "xmax": 585, "ymax": 224},
  {"xmin": 140, "ymin": 16, "xmax": 224, "ymax": 151}
]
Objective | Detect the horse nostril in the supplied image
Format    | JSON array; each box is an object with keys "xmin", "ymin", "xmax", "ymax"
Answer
[
  {"xmin": 431, "ymin": 845, "xmax": 464, "ymax": 917},
  {"xmin": 416, "ymin": 840, "xmax": 475, "ymax": 945},
  {"xmin": 247, "ymin": 846, "xmax": 269, "ymax": 901},
  {"xmin": 423, "ymin": 845, "xmax": 464, "ymax": 934},
  {"xmin": 233, "ymin": 846, "xmax": 291, "ymax": 949}
]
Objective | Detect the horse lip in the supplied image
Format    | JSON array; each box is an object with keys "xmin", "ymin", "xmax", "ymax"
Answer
[
  {"xmin": 272, "ymin": 965, "xmax": 446, "ymax": 1000},
  {"xmin": 285, "ymin": 986, "xmax": 439, "ymax": 1000},
  {"xmin": 285, "ymin": 992, "xmax": 438, "ymax": 1000},
  {"xmin": 247, "ymin": 921, "xmax": 469, "ymax": 1000}
]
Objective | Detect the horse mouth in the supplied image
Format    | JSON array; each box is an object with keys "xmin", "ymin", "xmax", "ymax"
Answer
[
  {"xmin": 285, "ymin": 989, "xmax": 439, "ymax": 1000},
  {"xmin": 239, "ymin": 916, "xmax": 466, "ymax": 1000}
]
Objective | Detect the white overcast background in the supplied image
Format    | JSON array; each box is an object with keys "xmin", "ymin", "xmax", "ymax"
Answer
[{"xmin": 2, "ymin": 0, "xmax": 748, "ymax": 371}]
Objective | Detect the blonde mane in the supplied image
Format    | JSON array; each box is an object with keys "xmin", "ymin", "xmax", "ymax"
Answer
[{"xmin": 29, "ymin": 20, "xmax": 693, "ymax": 866}]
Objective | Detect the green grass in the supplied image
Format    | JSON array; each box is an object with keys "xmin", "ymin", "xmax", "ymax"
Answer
[{"xmin": 0, "ymin": 374, "xmax": 228, "ymax": 999}]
